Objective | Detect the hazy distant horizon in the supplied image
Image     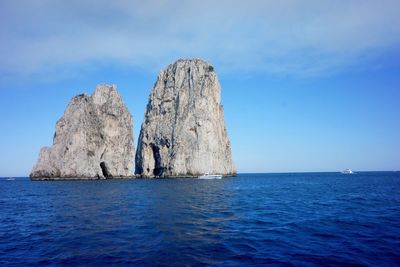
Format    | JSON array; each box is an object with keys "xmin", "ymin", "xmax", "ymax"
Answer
[{"xmin": 1, "ymin": 1, "xmax": 399, "ymax": 176}]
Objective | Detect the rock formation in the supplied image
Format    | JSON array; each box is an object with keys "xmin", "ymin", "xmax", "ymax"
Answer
[
  {"xmin": 30, "ymin": 84, "xmax": 134, "ymax": 179},
  {"xmin": 135, "ymin": 58, "xmax": 236, "ymax": 177}
]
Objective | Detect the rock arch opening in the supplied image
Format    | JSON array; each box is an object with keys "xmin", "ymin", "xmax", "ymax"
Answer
[
  {"xmin": 100, "ymin": 162, "xmax": 112, "ymax": 178},
  {"xmin": 151, "ymin": 144, "xmax": 163, "ymax": 176}
]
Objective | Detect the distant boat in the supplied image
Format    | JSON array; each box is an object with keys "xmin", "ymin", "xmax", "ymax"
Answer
[
  {"xmin": 7, "ymin": 177, "xmax": 15, "ymax": 180},
  {"xmin": 342, "ymin": 169, "xmax": 354, "ymax": 174},
  {"xmin": 198, "ymin": 173, "xmax": 222, "ymax": 179}
]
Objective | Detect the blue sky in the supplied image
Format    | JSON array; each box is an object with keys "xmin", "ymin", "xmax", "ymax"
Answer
[{"xmin": 1, "ymin": 0, "xmax": 399, "ymax": 176}]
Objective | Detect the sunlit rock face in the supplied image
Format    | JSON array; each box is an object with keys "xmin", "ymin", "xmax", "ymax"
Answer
[
  {"xmin": 30, "ymin": 84, "xmax": 134, "ymax": 180},
  {"xmin": 135, "ymin": 59, "xmax": 236, "ymax": 177}
]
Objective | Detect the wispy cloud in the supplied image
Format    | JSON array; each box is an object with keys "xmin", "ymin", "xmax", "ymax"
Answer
[{"xmin": 1, "ymin": 0, "xmax": 400, "ymax": 77}]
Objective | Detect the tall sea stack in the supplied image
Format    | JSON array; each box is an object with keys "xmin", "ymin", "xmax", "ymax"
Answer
[
  {"xmin": 135, "ymin": 59, "xmax": 236, "ymax": 177},
  {"xmin": 30, "ymin": 84, "xmax": 134, "ymax": 180}
]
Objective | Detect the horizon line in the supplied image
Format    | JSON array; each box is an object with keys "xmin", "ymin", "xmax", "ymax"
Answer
[{"xmin": 1, "ymin": 170, "xmax": 399, "ymax": 178}]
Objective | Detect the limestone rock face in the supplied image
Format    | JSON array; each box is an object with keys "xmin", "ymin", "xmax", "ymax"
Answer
[
  {"xmin": 135, "ymin": 59, "xmax": 236, "ymax": 177},
  {"xmin": 30, "ymin": 84, "xmax": 134, "ymax": 179}
]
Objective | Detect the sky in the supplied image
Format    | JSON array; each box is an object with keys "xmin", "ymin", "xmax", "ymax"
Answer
[{"xmin": 1, "ymin": 0, "xmax": 400, "ymax": 176}]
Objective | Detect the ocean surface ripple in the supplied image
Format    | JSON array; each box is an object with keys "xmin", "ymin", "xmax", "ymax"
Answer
[{"xmin": 1, "ymin": 172, "xmax": 399, "ymax": 266}]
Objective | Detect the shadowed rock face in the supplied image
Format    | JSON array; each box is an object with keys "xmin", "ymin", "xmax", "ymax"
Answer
[
  {"xmin": 30, "ymin": 84, "xmax": 134, "ymax": 179},
  {"xmin": 135, "ymin": 59, "xmax": 236, "ymax": 177}
]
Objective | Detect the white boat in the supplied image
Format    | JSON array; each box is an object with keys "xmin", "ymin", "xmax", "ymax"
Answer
[
  {"xmin": 342, "ymin": 169, "xmax": 354, "ymax": 174},
  {"xmin": 198, "ymin": 173, "xmax": 222, "ymax": 179}
]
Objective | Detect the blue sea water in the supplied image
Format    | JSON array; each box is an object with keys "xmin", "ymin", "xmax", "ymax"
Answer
[{"xmin": 0, "ymin": 172, "xmax": 399, "ymax": 266}]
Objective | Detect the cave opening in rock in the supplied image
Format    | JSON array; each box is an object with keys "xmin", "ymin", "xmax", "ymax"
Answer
[
  {"xmin": 151, "ymin": 144, "xmax": 163, "ymax": 176},
  {"xmin": 100, "ymin": 161, "xmax": 112, "ymax": 178}
]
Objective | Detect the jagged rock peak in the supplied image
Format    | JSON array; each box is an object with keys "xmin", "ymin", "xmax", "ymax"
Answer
[
  {"xmin": 135, "ymin": 58, "xmax": 236, "ymax": 177},
  {"xmin": 30, "ymin": 84, "xmax": 134, "ymax": 180}
]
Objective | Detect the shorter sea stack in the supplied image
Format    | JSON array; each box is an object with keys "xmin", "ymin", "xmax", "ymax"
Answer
[
  {"xmin": 135, "ymin": 58, "xmax": 236, "ymax": 177},
  {"xmin": 30, "ymin": 84, "xmax": 134, "ymax": 180}
]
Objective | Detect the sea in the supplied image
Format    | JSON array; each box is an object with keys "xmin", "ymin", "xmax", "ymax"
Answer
[{"xmin": 1, "ymin": 172, "xmax": 399, "ymax": 266}]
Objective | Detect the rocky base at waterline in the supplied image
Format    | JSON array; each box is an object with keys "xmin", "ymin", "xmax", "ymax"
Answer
[
  {"xmin": 30, "ymin": 84, "xmax": 134, "ymax": 180},
  {"xmin": 31, "ymin": 176, "xmax": 137, "ymax": 181},
  {"xmin": 135, "ymin": 58, "xmax": 236, "ymax": 177}
]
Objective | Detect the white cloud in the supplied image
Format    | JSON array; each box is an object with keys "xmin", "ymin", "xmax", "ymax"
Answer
[{"xmin": 1, "ymin": 0, "xmax": 400, "ymax": 77}]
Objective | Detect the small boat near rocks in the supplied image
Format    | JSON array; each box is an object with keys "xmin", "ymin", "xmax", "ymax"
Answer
[{"xmin": 198, "ymin": 173, "xmax": 222, "ymax": 179}]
